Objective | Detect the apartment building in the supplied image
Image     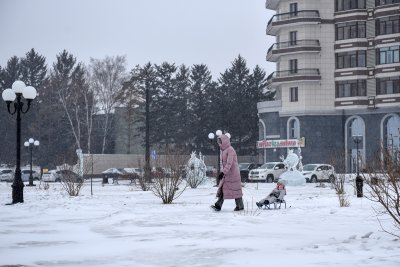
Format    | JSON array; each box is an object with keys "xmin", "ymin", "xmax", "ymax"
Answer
[{"xmin": 258, "ymin": 0, "xmax": 400, "ymax": 172}]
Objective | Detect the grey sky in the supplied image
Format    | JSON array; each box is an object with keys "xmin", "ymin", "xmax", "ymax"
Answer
[{"xmin": 0, "ymin": 0, "xmax": 275, "ymax": 77}]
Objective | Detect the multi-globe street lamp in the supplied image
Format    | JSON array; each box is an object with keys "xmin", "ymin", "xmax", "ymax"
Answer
[
  {"xmin": 24, "ymin": 138, "xmax": 40, "ymax": 187},
  {"xmin": 352, "ymin": 135, "xmax": 363, "ymax": 198},
  {"xmin": 208, "ymin": 130, "xmax": 222, "ymax": 185},
  {"xmin": 2, "ymin": 81, "xmax": 37, "ymax": 204},
  {"xmin": 208, "ymin": 130, "xmax": 232, "ymax": 185}
]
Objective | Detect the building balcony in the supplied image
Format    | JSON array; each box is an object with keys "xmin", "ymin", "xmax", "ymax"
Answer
[
  {"xmin": 266, "ymin": 40, "xmax": 321, "ymax": 62},
  {"xmin": 257, "ymin": 99, "xmax": 282, "ymax": 113},
  {"xmin": 265, "ymin": 0, "xmax": 279, "ymax": 10},
  {"xmin": 267, "ymin": 69, "xmax": 321, "ymax": 85},
  {"xmin": 266, "ymin": 10, "xmax": 321, "ymax": 36}
]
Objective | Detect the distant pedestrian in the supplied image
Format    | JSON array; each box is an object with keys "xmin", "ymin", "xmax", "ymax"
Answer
[{"xmin": 211, "ymin": 134, "xmax": 244, "ymax": 211}]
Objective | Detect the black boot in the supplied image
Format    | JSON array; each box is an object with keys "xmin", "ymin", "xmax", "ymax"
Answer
[
  {"xmin": 210, "ymin": 205, "xmax": 221, "ymax": 211},
  {"xmin": 234, "ymin": 198, "xmax": 244, "ymax": 211}
]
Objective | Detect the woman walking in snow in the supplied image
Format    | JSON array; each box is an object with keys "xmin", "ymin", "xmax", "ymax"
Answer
[{"xmin": 211, "ymin": 134, "xmax": 244, "ymax": 212}]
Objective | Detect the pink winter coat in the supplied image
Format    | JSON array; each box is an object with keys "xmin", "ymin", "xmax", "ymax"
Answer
[{"xmin": 218, "ymin": 134, "xmax": 243, "ymax": 199}]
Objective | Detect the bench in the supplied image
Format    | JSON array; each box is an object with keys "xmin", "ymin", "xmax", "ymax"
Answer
[{"xmin": 112, "ymin": 174, "xmax": 139, "ymax": 184}]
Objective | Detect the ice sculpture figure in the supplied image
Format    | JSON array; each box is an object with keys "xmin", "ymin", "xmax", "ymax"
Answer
[
  {"xmin": 185, "ymin": 151, "xmax": 207, "ymax": 188},
  {"xmin": 279, "ymin": 149, "xmax": 306, "ymax": 186}
]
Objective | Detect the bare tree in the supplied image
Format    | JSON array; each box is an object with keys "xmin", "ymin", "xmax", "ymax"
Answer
[
  {"xmin": 89, "ymin": 56, "xmax": 128, "ymax": 153},
  {"xmin": 363, "ymin": 149, "xmax": 400, "ymax": 237},
  {"xmin": 51, "ymin": 51, "xmax": 93, "ymax": 154},
  {"xmin": 83, "ymin": 69, "xmax": 97, "ymax": 153}
]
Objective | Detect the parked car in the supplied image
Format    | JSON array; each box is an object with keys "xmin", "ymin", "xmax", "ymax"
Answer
[
  {"xmin": 239, "ymin": 163, "xmax": 261, "ymax": 182},
  {"xmin": 0, "ymin": 168, "xmax": 14, "ymax": 182},
  {"xmin": 42, "ymin": 169, "xmax": 82, "ymax": 183},
  {"xmin": 248, "ymin": 162, "xmax": 286, "ymax": 183},
  {"xmin": 102, "ymin": 168, "xmax": 126, "ymax": 180},
  {"xmin": 21, "ymin": 169, "xmax": 40, "ymax": 182},
  {"xmin": 302, "ymin": 164, "xmax": 336, "ymax": 183},
  {"xmin": 42, "ymin": 170, "xmax": 58, "ymax": 182}
]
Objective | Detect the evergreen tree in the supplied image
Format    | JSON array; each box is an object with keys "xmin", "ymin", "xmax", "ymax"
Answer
[
  {"xmin": 19, "ymin": 49, "xmax": 48, "ymax": 152},
  {"xmin": 188, "ymin": 64, "xmax": 216, "ymax": 153},
  {"xmin": 174, "ymin": 64, "xmax": 191, "ymax": 150},
  {"xmin": 20, "ymin": 48, "xmax": 47, "ymax": 89},
  {"xmin": 216, "ymin": 55, "xmax": 250, "ymax": 154},
  {"xmin": 153, "ymin": 62, "xmax": 178, "ymax": 149},
  {"xmin": 246, "ymin": 65, "xmax": 269, "ymax": 154}
]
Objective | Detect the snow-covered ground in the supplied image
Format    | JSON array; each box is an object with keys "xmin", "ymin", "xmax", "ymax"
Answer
[{"xmin": 0, "ymin": 179, "xmax": 399, "ymax": 267}]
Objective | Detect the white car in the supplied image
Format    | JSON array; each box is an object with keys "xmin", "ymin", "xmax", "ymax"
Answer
[
  {"xmin": 302, "ymin": 164, "xmax": 336, "ymax": 183},
  {"xmin": 42, "ymin": 170, "xmax": 59, "ymax": 182},
  {"xmin": 21, "ymin": 169, "xmax": 40, "ymax": 182},
  {"xmin": 248, "ymin": 162, "xmax": 286, "ymax": 183},
  {"xmin": 0, "ymin": 168, "xmax": 14, "ymax": 182}
]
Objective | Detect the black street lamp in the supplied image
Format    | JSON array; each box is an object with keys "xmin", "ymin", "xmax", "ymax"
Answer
[
  {"xmin": 352, "ymin": 135, "xmax": 363, "ymax": 198},
  {"xmin": 2, "ymin": 81, "xmax": 37, "ymax": 204},
  {"xmin": 24, "ymin": 138, "xmax": 39, "ymax": 186},
  {"xmin": 208, "ymin": 130, "xmax": 222, "ymax": 186}
]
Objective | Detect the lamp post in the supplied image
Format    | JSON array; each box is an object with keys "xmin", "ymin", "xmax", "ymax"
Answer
[
  {"xmin": 24, "ymin": 138, "xmax": 39, "ymax": 186},
  {"xmin": 352, "ymin": 135, "xmax": 363, "ymax": 198},
  {"xmin": 208, "ymin": 130, "xmax": 222, "ymax": 185},
  {"xmin": 2, "ymin": 81, "xmax": 37, "ymax": 204}
]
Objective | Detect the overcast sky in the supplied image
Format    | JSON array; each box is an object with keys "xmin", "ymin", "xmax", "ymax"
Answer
[{"xmin": 0, "ymin": 0, "xmax": 275, "ymax": 77}]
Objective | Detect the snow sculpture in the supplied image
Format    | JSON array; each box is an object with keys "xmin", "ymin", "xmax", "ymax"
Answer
[
  {"xmin": 185, "ymin": 151, "xmax": 207, "ymax": 188},
  {"xmin": 279, "ymin": 149, "xmax": 306, "ymax": 186}
]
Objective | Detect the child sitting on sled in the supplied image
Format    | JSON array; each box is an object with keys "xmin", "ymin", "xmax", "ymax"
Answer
[{"xmin": 256, "ymin": 180, "xmax": 286, "ymax": 208}]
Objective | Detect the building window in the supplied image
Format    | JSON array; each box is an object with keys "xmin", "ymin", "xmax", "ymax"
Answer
[
  {"xmin": 336, "ymin": 0, "xmax": 366, "ymax": 11},
  {"xmin": 376, "ymin": 16, "xmax": 400, "ymax": 36},
  {"xmin": 377, "ymin": 77, "xmax": 400, "ymax": 95},
  {"xmin": 375, "ymin": 0, "xmax": 400, "ymax": 6},
  {"xmin": 290, "ymin": 87, "xmax": 298, "ymax": 102},
  {"xmin": 289, "ymin": 31, "xmax": 297, "ymax": 46},
  {"xmin": 336, "ymin": 22, "xmax": 366, "ymax": 40},
  {"xmin": 289, "ymin": 3, "xmax": 298, "ymax": 17},
  {"xmin": 288, "ymin": 118, "xmax": 300, "ymax": 139},
  {"xmin": 336, "ymin": 80, "xmax": 367, "ymax": 97},
  {"xmin": 376, "ymin": 46, "xmax": 400, "ymax": 65},
  {"xmin": 289, "ymin": 59, "xmax": 298, "ymax": 73},
  {"xmin": 336, "ymin": 50, "xmax": 366, "ymax": 69}
]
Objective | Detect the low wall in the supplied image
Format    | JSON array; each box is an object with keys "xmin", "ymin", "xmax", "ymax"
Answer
[{"xmin": 82, "ymin": 154, "xmax": 259, "ymax": 174}]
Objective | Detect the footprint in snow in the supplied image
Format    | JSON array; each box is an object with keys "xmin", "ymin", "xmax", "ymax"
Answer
[{"xmin": 361, "ymin": 232, "xmax": 373, "ymax": 239}]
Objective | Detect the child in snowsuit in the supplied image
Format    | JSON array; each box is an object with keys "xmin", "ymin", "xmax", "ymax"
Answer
[{"xmin": 256, "ymin": 181, "xmax": 286, "ymax": 208}]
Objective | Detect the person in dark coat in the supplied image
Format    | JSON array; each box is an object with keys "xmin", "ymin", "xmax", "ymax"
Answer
[{"xmin": 211, "ymin": 134, "xmax": 244, "ymax": 211}]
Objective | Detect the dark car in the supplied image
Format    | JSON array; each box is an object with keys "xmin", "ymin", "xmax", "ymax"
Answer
[
  {"xmin": 102, "ymin": 168, "xmax": 125, "ymax": 179},
  {"xmin": 58, "ymin": 169, "xmax": 82, "ymax": 183},
  {"xmin": 239, "ymin": 163, "xmax": 261, "ymax": 182}
]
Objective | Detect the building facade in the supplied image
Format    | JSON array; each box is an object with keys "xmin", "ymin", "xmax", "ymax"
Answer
[{"xmin": 259, "ymin": 0, "xmax": 400, "ymax": 172}]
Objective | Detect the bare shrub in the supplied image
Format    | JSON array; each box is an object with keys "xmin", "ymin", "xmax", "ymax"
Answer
[
  {"xmin": 327, "ymin": 149, "xmax": 350, "ymax": 207},
  {"xmin": 58, "ymin": 158, "xmax": 90, "ymax": 196},
  {"xmin": 363, "ymin": 149, "xmax": 400, "ymax": 237},
  {"xmin": 151, "ymin": 149, "xmax": 188, "ymax": 204},
  {"xmin": 135, "ymin": 159, "xmax": 151, "ymax": 191}
]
